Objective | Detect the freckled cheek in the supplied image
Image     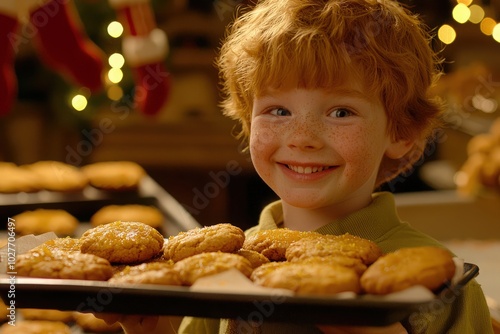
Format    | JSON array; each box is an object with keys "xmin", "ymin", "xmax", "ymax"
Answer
[{"xmin": 337, "ymin": 136, "xmax": 381, "ymax": 176}]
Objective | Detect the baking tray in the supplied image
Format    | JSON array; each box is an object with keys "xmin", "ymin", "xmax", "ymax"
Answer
[
  {"xmin": 0, "ymin": 175, "xmax": 201, "ymax": 237},
  {"xmin": 0, "ymin": 263, "xmax": 479, "ymax": 326}
]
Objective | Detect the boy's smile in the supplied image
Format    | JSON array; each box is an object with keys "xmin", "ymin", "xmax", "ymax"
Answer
[{"xmin": 250, "ymin": 82, "xmax": 411, "ymax": 229}]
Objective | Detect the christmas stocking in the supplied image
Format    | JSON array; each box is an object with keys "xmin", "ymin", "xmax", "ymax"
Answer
[
  {"xmin": 29, "ymin": 0, "xmax": 104, "ymax": 92},
  {"xmin": 0, "ymin": 10, "xmax": 18, "ymax": 115},
  {"xmin": 110, "ymin": 0, "xmax": 170, "ymax": 116}
]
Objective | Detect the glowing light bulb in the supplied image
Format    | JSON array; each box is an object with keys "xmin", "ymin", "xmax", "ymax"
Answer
[
  {"xmin": 452, "ymin": 3, "xmax": 471, "ymax": 24},
  {"xmin": 468, "ymin": 5, "xmax": 485, "ymax": 24},
  {"xmin": 71, "ymin": 94, "xmax": 88, "ymax": 111},
  {"xmin": 107, "ymin": 85, "xmax": 124, "ymax": 101},
  {"xmin": 493, "ymin": 23, "xmax": 500, "ymax": 42},
  {"xmin": 108, "ymin": 68, "xmax": 124, "ymax": 83},
  {"xmin": 438, "ymin": 25, "xmax": 457, "ymax": 44},
  {"xmin": 480, "ymin": 17, "xmax": 497, "ymax": 35},
  {"xmin": 108, "ymin": 53, "xmax": 125, "ymax": 68},
  {"xmin": 107, "ymin": 21, "xmax": 124, "ymax": 38}
]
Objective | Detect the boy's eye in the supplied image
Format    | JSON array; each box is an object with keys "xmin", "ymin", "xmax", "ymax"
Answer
[
  {"xmin": 330, "ymin": 108, "xmax": 352, "ymax": 118},
  {"xmin": 270, "ymin": 107, "xmax": 291, "ymax": 116}
]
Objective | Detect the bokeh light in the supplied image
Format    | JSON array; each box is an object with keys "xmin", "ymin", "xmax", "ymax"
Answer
[
  {"xmin": 107, "ymin": 21, "xmax": 124, "ymax": 38},
  {"xmin": 71, "ymin": 94, "xmax": 88, "ymax": 111},
  {"xmin": 438, "ymin": 24, "xmax": 457, "ymax": 44}
]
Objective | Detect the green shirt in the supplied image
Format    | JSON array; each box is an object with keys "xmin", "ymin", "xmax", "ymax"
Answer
[{"xmin": 179, "ymin": 192, "xmax": 493, "ymax": 334}]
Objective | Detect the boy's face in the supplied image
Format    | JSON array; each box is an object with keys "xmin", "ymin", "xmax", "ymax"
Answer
[{"xmin": 250, "ymin": 79, "xmax": 408, "ymax": 214}]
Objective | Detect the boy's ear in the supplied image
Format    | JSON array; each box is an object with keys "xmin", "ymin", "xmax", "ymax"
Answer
[{"xmin": 385, "ymin": 138, "xmax": 415, "ymax": 159}]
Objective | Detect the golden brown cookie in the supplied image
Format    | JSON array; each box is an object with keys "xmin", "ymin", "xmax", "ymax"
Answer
[
  {"xmin": 236, "ymin": 249, "xmax": 271, "ymax": 269},
  {"xmin": 30, "ymin": 237, "xmax": 82, "ymax": 253},
  {"xmin": 242, "ymin": 229, "xmax": 324, "ymax": 261},
  {"xmin": 0, "ymin": 320, "xmax": 71, "ymax": 334},
  {"xmin": 164, "ymin": 223, "xmax": 245, "ymax": 262},
  {"xmin": 80, "ymin": 221, "xmax": 164, "ymax": 264},
  {"xmin": 19, "ymin": 309, "xmax": 74, "ymax": 322},
  {"xmin": 250, "ymin": 262, "xmax": 291, "ymax": 283},
  {"xmin": 73, "ymin": 312, "xmax": 123, "ymax": 333},
  {"xmin": 285, "ymin": 233, "xmax": 383, "ymax": 265},
  {"xmin": 21, "ymin": 160, "xmax": 88, "ymax": 192},
  {"xmin": 252, "ymin": 262, "xmax": 361, "ymax": 295},
  {"xmin": 90, "ymin": 204, "xmax": 164, "ymax": 228},
  {"xmin": 16, "ymin": 246, "xmax": 113, "ymax": 281},
  {"xmin": 174, "ymin": 252, "xmax": 253, "ymax": 285},
  {"xmin": 12, "ymin": 209, "xmax": 79, "ymax": 236},
  {"xmin": 0, "ymin": 162, "xmax": 41, "ymax": 193},
  {"xmin": 360, "ymin": 246, "xmax": 456, "ymax": 295},
  {"xmin": 109, "ymin": 261, "xmax": 181, "ymax": 285},
  {"xmin": 81, "ymin": 161, "xmax": 146, "ymax": 191},
  {"xmin": 293, "ymin": 255, "xmax": 367, "ymax": 276}
]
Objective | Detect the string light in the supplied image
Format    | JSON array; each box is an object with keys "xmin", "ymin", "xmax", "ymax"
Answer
[
  {"xmin": 441, "ymin": 1, "xmax": 500, "ymax": 43},
  {"xmin": 108, "ymin": 53, "xmax": 125, "ymax": 68},
  {"xmin": 107, "ymin": 68, "xmax": 124, "ymax": 84},
  {"xmin": 71, "ymin": 94, "xmax": 88, "ymax": 111},
  {"xmin": 107, "ymin": 21, "xmax": 123, "ymax": 38},
  {"xmin": 438, "ymin": 24, "xmax": 457, "ymax": 44},
  {"xmin": 452, "ymin": 3, "xmax": 471, "ymax": 24},
  {"xmin": 468, "ymin": 5, "xmax": 485, "ymax": 24}
]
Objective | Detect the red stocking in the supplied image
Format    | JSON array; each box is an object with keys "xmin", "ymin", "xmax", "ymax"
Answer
[
  {"xmin": 29, "ymin": 0, "xmax": 104, "ymax": 92},
  {"xmin": 112, "ymin": 1, "xmax": 170, "ymax": 115},
  {"xmin": 0, "ymin": 13, "xmax": 18, "ymax": 115}
]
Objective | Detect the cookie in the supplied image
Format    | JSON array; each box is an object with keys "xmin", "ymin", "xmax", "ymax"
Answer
[
  {"xmin": 293, "ymin": 255, "xmax": 368, "ymax": 276},
  {"xmin": 19, "ymin": 309, "xmax": 74, "ymax": 322},
  {"xmin": 109, "ymin": 261, "xmax": 181, "ymax": 285},
  {"xmin": 12, "ymin": 209, "xmax": 79, "ymax": 236},
  {"xmin": 250, "ymin": 262, "xmax": 291, "ymax": 283},
  {"xmin": 252, "ymin": 262, "xmax": 361, "ymax": 295},
  {"xmin": 0, "ymin": 320, "xmax": 71, "ymax": 334},
  {"xmin": 21, "ymin": 160, "xmax": 88, "ymax": 192},
  {"xmin": 164, "ymin": 223, "xmax": 245, "ymax": 262},
  {"xmin": 242, "ymin": 229, "xmax": 323, "ymax": 261},
  {"xmin": 81, "ymin": 161, "xmax": 145, "ymax": 191},
  {"xmin": 80, "ymin": 221, "xmax": 164, "ymax": 264},
  {"xmin": 174, "ymin": 252, "xmax": 253, "ymax": 285},
  {"xmin": 0, "ymin": 162, "xmax": 41, "ymax": 193},
  {"xmin": 16, "ymin": 246, "xmax": 113, "ymax": 281},
  {"xmin": 285, "ymin": 233, "xmax": 383, "ymax": 265},
  {"xmin": 73, "ymin": 312, "xmax": 123, "ymax": 333},
  {"xmin": 30, "ymin": 237, "xmax": 82, "ymax": 253},
  {"xmin": 360, "ymin": 246, "xmax": 456, "ymax": 295},
  {"xmin": 236, "ymin": 249, "xmax": 270, "ymax": 269},
  {"xmin": 91, "ymin": 204, "xmax": 164, "ymax": 228}
]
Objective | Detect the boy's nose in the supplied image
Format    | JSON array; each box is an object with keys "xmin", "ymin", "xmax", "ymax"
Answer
[{"xmin": 286, "ymin": 117, "xmax": 324, "ymax": 150}]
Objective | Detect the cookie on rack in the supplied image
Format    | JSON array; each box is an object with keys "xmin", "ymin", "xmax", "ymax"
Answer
[
  {"xmin": 164, "ymin": 223, "xmax": 245, "ymax": 262},
  {"xmin": 109, "ymin": 261, "xmax": 181, "ymax": 285},
  {"xmin": 285, "ymin": 233, "xmax": 383, "ymax": 265},
  {"xmin": 0, "ymin": 320, "xmax": 71, "ymax": 334},
  {"xmin": 174, "ymin": 252, "xmax": 253, "ymax": 285},
  {"xmin": 242, "ymin": 228, "xmax": 323, "ymax": 261},
  {"xmin": 16, "ymin": 246, "xmax": 113, "ymax": 281},
  {"xmin": 360, "ymin": 246, "xmax": 456, "ymax": 295},
  {"xmin": 21, "ymin": 160, "xmax": 88, "ymax": 192},
  {"xmin": 292, "ymin": 255, "xmax": 368, "ymax": 276},
  {"xmin": 12, "ymin": 209, "xmax": 79, "ymax": 237},
  {"xmin": 252, "ymin": 262, "xmax": 361, "ymax": 295},
  {"xmin": 0, "ymin": 162, "xmax": 41, "ymax": 193},
  {"xmin": 90, "ymin": 204, "xmax": 164, "ymax": 228},
  {"xmin": 19, "ymin": 308, "xmax": 74, "ymax": 322},
  {"xmin": 80, "ymin": 221, "xmax": 164, "ymax": 264},
  {"xmin": 81, "ymin": 161, "xmax": 146, "ymax": 191},
  {"xmin": 236, "ymin": 249, "xmax": 270, "ymax": 269}
]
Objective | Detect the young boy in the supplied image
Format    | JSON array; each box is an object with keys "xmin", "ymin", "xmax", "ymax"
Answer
[{"xmin": 112, "ymin": 0, "xmax": 493, "ymax": 333}]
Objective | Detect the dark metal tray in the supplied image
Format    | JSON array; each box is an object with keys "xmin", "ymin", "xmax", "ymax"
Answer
[
  {"xmin": 0, "ymin": 263, "xmax": 479, "ymax": 326},
  {"xmin": 0, "ymin": 176, "xmax": 200, "ymax": 236}
]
